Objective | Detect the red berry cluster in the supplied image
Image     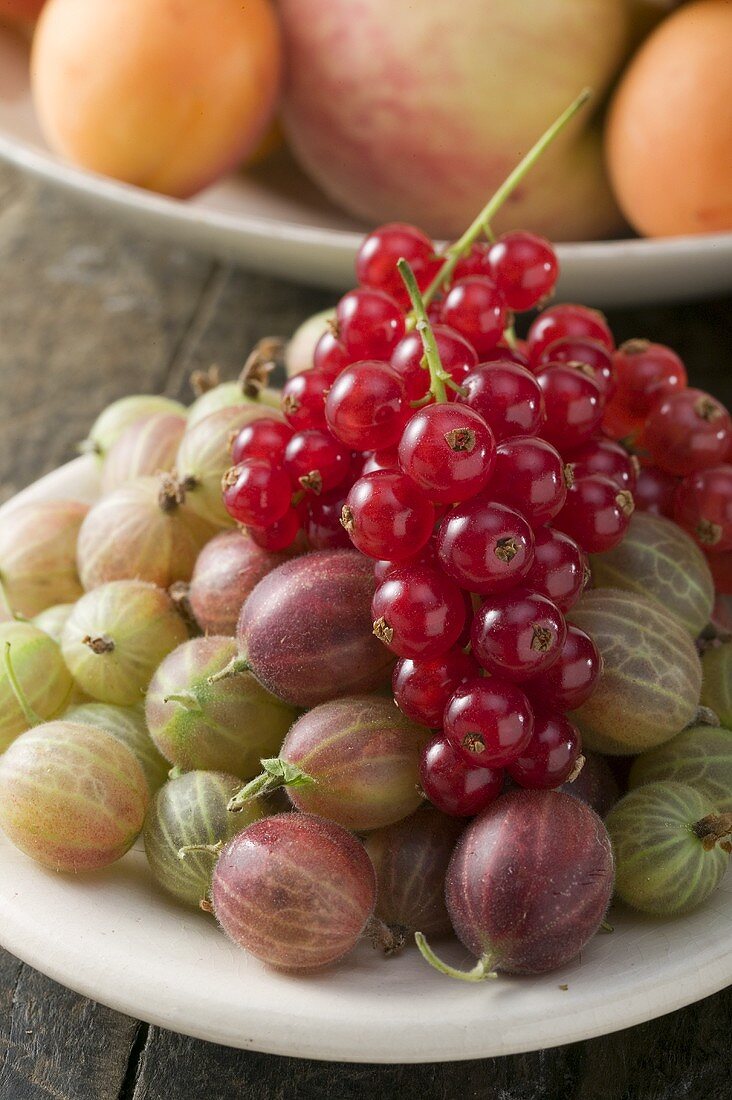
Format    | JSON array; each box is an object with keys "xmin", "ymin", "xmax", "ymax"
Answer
[
  {"xmin": 221, "ymin": 221, "xmax": 638, "ymax": 817},
  {"xmin": 603, "ymin": 340, "xmax": 732, "ymax": 593}
]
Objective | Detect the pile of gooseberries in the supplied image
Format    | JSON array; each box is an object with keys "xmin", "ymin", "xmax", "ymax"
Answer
[{"xmin": 0, "ymin": 93, "xmax": 730, "ymax": 985}]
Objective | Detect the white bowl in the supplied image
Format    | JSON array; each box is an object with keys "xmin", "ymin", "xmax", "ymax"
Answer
[
  {"xmin": 0, "ymin": 456, "xmax": 729, "ymax": 1063},
  {"xmin": 1, "ymin": 27, "xmax": 731, "ymax": 308}
]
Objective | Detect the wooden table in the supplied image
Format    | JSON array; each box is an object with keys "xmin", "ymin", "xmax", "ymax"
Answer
[{"xmin": 0, "ymin": 161, "xmax": 730, "ymax": 1100}]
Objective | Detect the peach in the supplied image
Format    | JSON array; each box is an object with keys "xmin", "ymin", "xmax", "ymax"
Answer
[
  {"xmin": 31, "ymin": 0, "xmax": 282, "ymax": 197},
  {"xmin": 278, "ymin": 0, "xmax": 630, "ymax": 241},
  {"xmin": 606, "ymin": 0, "xmax": 732, "ymax": 237}
]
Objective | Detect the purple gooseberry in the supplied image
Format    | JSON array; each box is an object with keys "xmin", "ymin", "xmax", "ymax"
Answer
[
  {"xmin": 417, "ymin": 789, "xmax": 614, "ymax": 980},
  {"xmin": 559, "ymin": 749, "xmax": 621, "ymax": 818},
  {"xmin": 363, "ymin": 805, "xmax": 464, "ymax": 937}
]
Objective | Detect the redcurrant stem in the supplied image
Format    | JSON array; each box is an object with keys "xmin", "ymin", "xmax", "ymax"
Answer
[
  {"xmin": 414, "ymin": 932, "xmax": 498, "ymax": 982},
  {"xmin": 227, "ymin": 757, "xmax": 316, "ymax": 814},
  {"xmin": 502, "ymin": 323, "xmax": 519, "ymax": 351},
  {"xmin": 421, "ymin": 87, "xmax": 592, "ymax": 308},
  {"xmin": 2, "ymin": 642, "xmax": 43, "ymax": 727},
  {"xmin": 397, "ymin": 259, "xmax": 448, "ymax": 404}
]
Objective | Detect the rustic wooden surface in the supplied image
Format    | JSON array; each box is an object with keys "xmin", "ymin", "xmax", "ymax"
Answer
[{"xmin": 0, "ymin": 161, "xmax": 730, "ymax": 1099}]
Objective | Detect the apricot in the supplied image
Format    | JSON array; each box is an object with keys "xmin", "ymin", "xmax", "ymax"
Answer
[
  {"xmin": 31, "ymin": 0, "xmax": 281, "ymax": 197},
  {"xmin": 606, "ymin": 0, "xmax": 732, "ymax": 236}
]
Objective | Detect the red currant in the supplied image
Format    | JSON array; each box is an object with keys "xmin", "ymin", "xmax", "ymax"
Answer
[
  {"xmin": 398, "ymin": 404, "xmax": 495, "ymax": 504},
  {"xmin": 281, "ymin": 370, "xmax": 328, "ymax": 431},
  {"xmin": 393, "ymin": 648, "xmax": 478, "ymax": 728},
  {"xmin": 440, "ymin": 276, "xmax": 507, "ymax": 356},
  {"xmin": 230, "ymin": 418, "xmax": 294, "ymax": 467},
  {"xmin": 389, "ymin": 324, "xmax": 478, "ymax": 403},
  {"xmin": 419, "ymin": 735, "xmax": 504, "ymax": 818},
  {"xmin": 342, "ymin": 471, "xmax": 435, "ymax": 561},
  {"xmin": 303, "ymin": 490, "xmax": 352, "ymax": 550},
  {"xmin": 471, "ymin": 589, "xmax": 566, "ymax": 682},
  {"xmin": 612, "ymin": 339, "xmax": 687, "ymax": 418},
  {"xmin": 436, "ymin": 500, "xmax": 535, "ymax": 594},
  {"xmin": 247, "ymin": 507, "xmax": 301, "ymax": 552},
  {"xmin": 283, "ymin": 429, "xmax": 350, "ymax": 495},
  {"xmin": 643, "ymin": 389, "xmax": 732, "ymax": 477},
  {"xmin": 458, "ymin": 361, "xmax": 545, "ymax": 441},
  {"xmin": 325, "ymin": 361, "xmax": 406, "ymax": 451},
  {"xmin": 373, "ymin": 543, "xmax": 439, "ymax": 584},
  {"xmin": 480, "ymin": 343, "xmax": 530, "ymax": 368},
  {"xmin": 526, "ymin": 625, "xmax": 601, "ymax": 712},
  {"xmin": 488, "ymin": 436, "xmax": 569, "ymax": 527},
  {"xmin": 507, "ymin": 711, "xmax": 582, "ymax": 790},
  {"xmin": 452, "ymin": 242, "xmax": 492, "ymax": 281},
  {"xmin": 371, "ymin": 565, "xmax": 466, "ymax": 659},
  {"xmin": 360, "ymin": 447, "xmax": 400, "ymax": 475},
  {"xmin": 706, "ymin": 549, "xmax": 732, "ymax": 595},
  {"xmin": 565, "ymin": 438, "xmax": 639, "ymax": 492},
  {"xmin": 221, "ymin": 460, "xmax": 292, "ymax": 527},
  {"xmin": 674, "ymin": 465, "xmax": 732, "ymax": 552},
  {"xmin": 355, "ymin": 223, "xmax": 437, "ymax": 307},
  {"xmin": 336, "ymin": 288, "xmax": 406, "ymax": 361},
  {"xmin": 554, "ymin": 475, "xmax": 634, "ymax": 554},
  {"xmin": 633, "ymin": 464, "xmax": 679, "ymax": 518},
  {"xmin": 487, "ymin": 231, "xmax": 559, "ymax": 311},
  {"xmin": 312, "ymin": 330, "xmax": 351, "ymax": 382},
  {"xmin": 536, "ymin": 364, "xmax": 604, "ymax": 451},
  {"xmin": 536, "ymin": 338, "xmax": 615, "ymax": 400},
  {"xmin": 527, "ymin": 303, "xmax": 614, "ymax": 363},
  {"xmin": 444, "ymin": 677, "xmax": 534, "ymax": 768},
  {"xmin": 525, "ymin": 527, "xmax": 588, "ymax": 612}
]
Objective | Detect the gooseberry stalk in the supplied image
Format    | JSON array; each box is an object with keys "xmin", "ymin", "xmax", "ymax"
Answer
[
  {"xmin": 414, "ymin": 932, "xmax": 499, "ymax": 982},
  {"xmin": 421, "ymin": 87, "xmax": 592, "ymax": 308},
  {"xmin": 227, "ymin": 757, "xmax": 316, "ymax": 813}
]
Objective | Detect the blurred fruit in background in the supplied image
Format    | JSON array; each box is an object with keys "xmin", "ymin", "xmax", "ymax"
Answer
[
  {"xmin": 30, "ymin": 0, "xmax": 282, "ymax": 198},
  {"xmin": 277, "ymin": 0, "xmax": 634, "ymax": 241},
  {"xmin": 0, "ymin": 0, "xmax": 46, "ymax": 26},
  {"xmin": 606, "ymin": 0, "xmax": 732, "ymax": 236}
]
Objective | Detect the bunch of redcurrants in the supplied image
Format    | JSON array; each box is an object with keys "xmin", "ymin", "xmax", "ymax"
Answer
[
  {"xmin": 603, "ymin": 342, "xmax": 732, "ymax": 595},
  {"xmin": 220, "ymin": 219, "xmax": 647, "ymax": 817}
]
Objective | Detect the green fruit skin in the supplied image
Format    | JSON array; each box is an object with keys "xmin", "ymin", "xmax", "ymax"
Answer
[
  {"xmin": 176, "ymin": 405, "xmax": 283, "ymax": 529},
  {"xmin": 143, "ymin": 770, "xmax": 262, "ymax": 907},
  {"xmin": 590, "ymin": 513, "xmax": 714, "ymax": 638},
  {"xmin": 701, "ymin": 644, "xmax": 732, "ymax": 730},
  {"xmin": 629, "ymin": 724, "xmax": 732, "ymax": 813},
  {"xmin": 86, "ymin": 395, "xmax": 187, "ymax": 460},
  {"xmin": 33, "ymin": 603, "xmax": 75, "ymax": 644},
  {"xmin": 0, "ymin": 500, "xmax": 88, "ymax": 618},
  {"xmin": 568, "ymin": 589, "xmax": 702, "ymax": 755},
  {"xmin": 0, "ymin": 721, "xmax": 149, "ymax": 873},
  {"xmin": 61, "ymin": 581, "xmax": 189, "ymax": 706},
  {"xmin": 145, "ymin": 636, "xmax": 296, "ymax": 777},
  {"xmin": 187, "ymin": 383, "xmax": 280, "ymax": 429},
  {"xmin": 606, "ymin": 781, "xmax": 729, "ymax": 916},
  {"xmin": 0, "ymin": 622, "xmax": 74, "ymax": 751},
  {"xmin": 64, "ymin": 702, "xmax": 169, "ymax": 794}
]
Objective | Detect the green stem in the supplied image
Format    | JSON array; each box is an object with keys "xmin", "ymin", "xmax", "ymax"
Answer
[
  {"xmin": 422, "ymin": 88, "xmax": 592, "ymax": 308},
  {"xmin": 397, "ymin": 259, "xmax": 448, "ymax": 404},
  {"xmin": 207, "ymin": 654, "xmax": 251, "ymax": 686},
  {"xmin": 415, "ymin": 932, "xmax": 498, "ymax": 982},
  {"xmin": 228, "ymin": 757, "xmax": 316, "ymax": 814},
  {"xmin": 3, "ymin": 642, "xmax": 43, "ymax": 727},
  {"xmin": 502, "ymin": 323, "xmax": 519, "ymax": 351},
  {"xmin": 164, "ymin": 691, "xmax": 202, "ymax": 713}
]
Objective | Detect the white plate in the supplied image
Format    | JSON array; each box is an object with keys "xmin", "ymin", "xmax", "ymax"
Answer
[
  {"xmin": 0, "ymin": 456, "xmax": 730, "ymax": 1063},
  {"xmin": 1, "ymin": 27, "xmax": 731, "ymax": 308}
]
